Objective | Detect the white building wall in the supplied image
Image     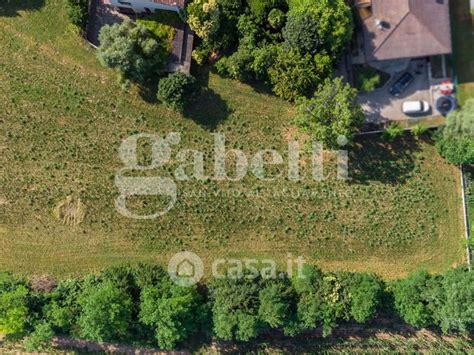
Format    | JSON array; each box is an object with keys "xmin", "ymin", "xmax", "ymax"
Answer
[{"xmin": 110, "ymin": 0, "xmax": 180, "ymax": 13}]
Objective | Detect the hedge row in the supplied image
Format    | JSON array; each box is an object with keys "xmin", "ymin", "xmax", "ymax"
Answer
[{"xmin": 0, "ymin": 265, "xmax": 472, "ymax": 351}]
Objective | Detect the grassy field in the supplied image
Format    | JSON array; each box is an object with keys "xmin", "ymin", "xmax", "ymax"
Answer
[
  {"xmin": 451, "ymin": 0, "xmax": 474, "ymax": 103},
  {"xmin": 0, "ymin": 0, "xmax": 466, "ymax": 279}
]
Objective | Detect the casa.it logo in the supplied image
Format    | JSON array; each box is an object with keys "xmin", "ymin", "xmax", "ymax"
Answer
[{"xmin": 115, "ymin": 133, "xmax": 180, "ymax": 219}]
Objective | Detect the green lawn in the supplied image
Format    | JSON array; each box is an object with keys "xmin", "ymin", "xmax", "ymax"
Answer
[
  {"xmin": 0, "ymin": 0, "xmax": 465, "ymax": 279},
  {"xmin": 451, "ymin": 0, "xmax": 474, "ymax": 103}
]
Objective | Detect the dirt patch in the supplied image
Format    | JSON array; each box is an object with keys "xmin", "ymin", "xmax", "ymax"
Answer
[{"xmin": 53, "ymin": 196, "xmax": 86, "ymax": 226}]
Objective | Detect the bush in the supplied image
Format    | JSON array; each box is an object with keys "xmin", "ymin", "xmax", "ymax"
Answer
[
  {"xmin": 25, "ymin": 322, "xmax": 54, "ymax": 352},
  {"xmin": 0, "ymin": 274, "xmax": 30, "ymax": 336},
  {"xmin": 283, "ymin": 12, "xmax": 320, "ymax": 55},
  {"xmin": 268, "ymin": 47, "xmax": 331, "ymax": 101},
  {"xmin": 137, "ymin": 12, "xmax": 180, "ymax": 52},
  {"xmin": 435, "ymin": 99, "xmax": 474, "ymax": 165},
  {"xmin": 267, "ymin": 8, "xmax": 286, "ymax": 29},
  {"xmin": 383, "ymin": 123, "xmax": 405, "ymax": 141},
  {"xmin": 77, "ymin": 281, "xmax": 133, "ymax": 342},
  {"xmin": 97, "ymin": 21, "xmax": 168, "ymax": 84},
  {"xmin": 216, "ymin": 46, "xmax": 255, "ymax": 81},
  {"xmin": 157, "ymin": 72, "xmax": 199, "ymax": 112},
  {"xmin": 65, "ymin": 0, "xmax": 89, "ymax": 30},
  {"xmin": 251, "ymin": 45, "xmax": 277, "ymax": 81},
  {"xmin": 248, "ymin": 0, "xmax": 284, "ymax": 23},
  {"xmin": 411, "ymin": 124, "xmax": 429, "ymax": 137}
]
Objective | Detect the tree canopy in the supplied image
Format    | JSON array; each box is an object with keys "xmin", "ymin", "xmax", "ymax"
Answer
[{"xmin": 295, "ymin": 77, "xmax": 364, "ymax": 148}]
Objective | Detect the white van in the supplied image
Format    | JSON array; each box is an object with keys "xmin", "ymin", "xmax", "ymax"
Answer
[{"xmin": 402, "ymin": 101, "xmax": 430, "ymax": 115}]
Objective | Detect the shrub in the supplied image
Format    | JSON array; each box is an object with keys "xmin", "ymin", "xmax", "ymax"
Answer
[
  {"xmin": 383, "ymin": 123, "xmax": 405, "ymax": 141},
  {"xmin": 267, "ymin": 8, "xmax": 286, "ymax": 29},
  {"xmin": 283, "ymin": 12, "xmax": 320, "ymax": 55},
  {"xmin": 411, "ymin": 124, "xmax": 429, "ymax": 137},
  {"xmin": 216, "ymin": 46, "xmax": 255, "ymax": 81},
  {"xmin": 251, "ymin": 45, "xmax": 277, "ymax": 81},
  {"xmin": 77, "ymin": 281, "xmax": 133, "ymax": 342},
  {"xmin": 268, "ymin": 47, "xmax": 331, "ymax": 101},
  {"xmin": 25, "ymin": 322, "xmax": 54, "ymax": 352},
  {"xmin": 97, "ymin": 21, "xmax": 168, "ymax": 84},
  {"xmin": 435, "ymin": 99, "xmax": 474, "ymax": 165},
  {"xmin": 137, "ymin": 12, "xmax": 180, "ymax": 52},
  {"xmin": 295, "ymin": 77, "xmax": 364, "ymax": 149},
  {"xmin": 248, "ymin": 0, "xmax": 284, "ymax": 23},
  {"xmin": 65, "ymin": 0, "xmax": 89, "ymax": 30},
  {"xmin": 0, "ymin": 274, "xmax": 30, "ymax": 336},
  {"xmin": 157, "ymin": 72, "xmax": 199, "ymax": 112}
]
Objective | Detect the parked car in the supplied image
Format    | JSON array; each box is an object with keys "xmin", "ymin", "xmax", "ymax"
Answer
[
  {"xmin": 389, "ymin": 72, "xmax": 415, "ymax": 97},
  {"xmin": 402, "ymin": 100, "xmax": 430, "ymax": 115}
]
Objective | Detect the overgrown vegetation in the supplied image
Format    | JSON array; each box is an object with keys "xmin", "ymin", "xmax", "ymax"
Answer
[
  {"xmin": 435, "ymin": 99, "xmax": 474, "ymax": 165},
  {"xmin": 187, "ymin": 0, "xmax": 352, "ymax": 101},
  {"xmin": 354, "ymin": 65, "xmax": 390, "ymax": 92},
  {"xmin": 64, "ymin": 0, "xmax": 89, "ymax": 30},
  {"xmin": 0, "ymin": 265, "xmax": 472, "ymax": 351}
]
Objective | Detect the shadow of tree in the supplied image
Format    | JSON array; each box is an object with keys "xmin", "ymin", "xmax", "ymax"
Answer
[
  {"xmin": 349, "ymin": 135, "xmax": 423, "ymax": 185},
  {"xmin": 0, "ymin": 0, "xmax": 45, "ymax": 16},
  {"xmin": 183, "ymin": 87, "xmax": 232, "ymax": 130}
]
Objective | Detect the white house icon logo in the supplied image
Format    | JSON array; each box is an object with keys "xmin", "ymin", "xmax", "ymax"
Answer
[{"xmin": 168, "ymin": 251, "xmax": 204, "ymax": 286}]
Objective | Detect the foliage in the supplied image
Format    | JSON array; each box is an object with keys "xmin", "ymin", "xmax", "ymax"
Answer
[
  {"xmin": 383, "ymin": 123, "xmax": 405, "ymax": 141},
  {"xmin": 216, "ymin": 46, "xmax": 255, "ymax": 81},
  {"xmin": 64, "ymin": 0, "xmax": 89, "ymax": 30},
  {"xmin": 24, "ymin": 322, "xmax": 54, "ymax": 352},
  {"xmin": 348, "ymin": 273, "xmax": 383, "ymax": 323},
  {"xmin": 433, "ymin": 267, "xmax": 474, "ymax": 334},
  {"xmin": 136, "ymin": 12, "xmax": 180, "ymax": 52},
  {"xmin": 209, "ymin": 272, "xmax": 263, "ymax": 341},
  {"xmin": 0, "ymin": 274, "xmax": 29, "ymax": 336},
  {"xmin": 157, "ymin": 72, "xmax": 199, "ymax": 112},
  {"xmin": 283, "ymin": 12, "xmax": 320, "ymax": 56},
  {"xmin": 251, "ymin": 44, "xmax": 277, "ymax": 81},
  {"xmin": 411, "ymin": 124, "xmax": 429, "ymax": 137},
  {"xmin": 248, "ymin": 0, "xmax": 285, "ymax": 23},
  {"xmin": 287, "ymin": 0, "xmax": 353, "ymax": 58},
  {"xmin": 97, "ymin": 21, "xmax": 167, "ymax": 84},
  {"xmin": 267, "ymin": 8, "xmax": 286, "ymax": 30},
  {"xmin": 435, "ymin": 99, "xmax": 474, "ymax": 165},
  {"xmin": 354, "ymin": 66, "xmax": 389, "ymax": 92},
  {"xmin": 295, "ymin": 77, "xmax": 364, "ymax": 149},
  {"xmin": 268, "ymin": 48, "xmax": 331, "ymax": 101},
  {"xmin": 392, "ymin": 271, "xmax": 434, "ymax": 328},
  {"xmin": 77, "ymin": 281, "xmax": 133, "ymax": 342},
  {"xmin": 139, "ymin": 277, "xmax": 205, "ymax": 349}
]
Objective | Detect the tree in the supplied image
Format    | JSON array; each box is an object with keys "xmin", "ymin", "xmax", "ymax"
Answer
[
  {"xmin": 348, "ymin": 273, "xmax": 383, "ymax": 323},
  {"xmin": 209, "ymin": 272, "xmax": 263, "ymax": 341},
  {"xmin": 97, "ymin": 21, "xmax": 167, "ymax": 84},
  {"xmin": 77, "ymin": 281, "xmax": 133, "ymax": 342},
  {"xmin": 435, "ymin": 99, "xmax": 474, "ymax": 165},
  {"xmin": 268, "ymin": 47, "xmax": 331, "ymax": 101},
  {"xmin": 0, "ymin": 273, "xmax": 30, "ymax": 336},
  {"xmin": 258, "ymin": 278, "xmax": 295, "ymax": 330},
  {"xmin": 283, "ymin": 12, "xmax": 320, "ymax": 56},
  {"xmin": 157, "ymin": 72, "xmax": 199, "ymax": 112},
  {"xmin": 139, "ymin": 278, "xmax": 205, "ymax": 349},
  {"xmin": 295, "ymin": 77, "xmax": 364, "ymax": 149},
  {"xmin": 391, "ymin": 271, "xmax": 434, "ymax": 328},
  {"xmin": 433, "ymin": 267, "xmax": 474, "ymax": 334},
  {"xmin": 287, "ymin": 0, "xmax": 353, "ymax": 58}
]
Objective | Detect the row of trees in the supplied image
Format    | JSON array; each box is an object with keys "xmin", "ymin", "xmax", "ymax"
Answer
[{"xmin": 0, "ymin": 265, "xmax": 472, "ymax": 351}]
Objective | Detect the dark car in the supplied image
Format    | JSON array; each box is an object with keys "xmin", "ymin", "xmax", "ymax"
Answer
[{"xmin": 389, "ymin": 72, "xmax": 415, "ymax": 97}]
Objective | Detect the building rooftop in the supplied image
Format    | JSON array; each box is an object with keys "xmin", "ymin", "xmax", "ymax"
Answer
[{"xmin": 361, "ymin": 0, "xmax": 452, "ymax": 62}]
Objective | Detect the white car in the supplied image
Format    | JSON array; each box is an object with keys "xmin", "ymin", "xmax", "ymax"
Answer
[{"xmin": 402, "ymin": 100, "xmax": 430, "ymax": 115}]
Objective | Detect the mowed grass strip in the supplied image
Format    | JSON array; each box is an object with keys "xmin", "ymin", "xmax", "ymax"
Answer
[{"xmin": 0, "ymin": 0, "xmax": 465, "ymax": 278}]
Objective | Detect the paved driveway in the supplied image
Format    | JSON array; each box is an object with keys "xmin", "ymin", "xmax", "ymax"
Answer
[{"xmin": 358, "ymin": 60, "xmax": 432, "ymax": 123}]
